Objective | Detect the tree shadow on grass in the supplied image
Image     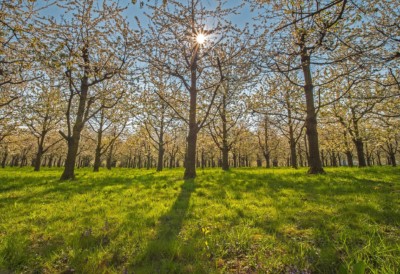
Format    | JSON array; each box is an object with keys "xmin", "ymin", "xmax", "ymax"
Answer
[{"xmin": 131, "ymin": 179, "xmax": 195, "ymax": 273}]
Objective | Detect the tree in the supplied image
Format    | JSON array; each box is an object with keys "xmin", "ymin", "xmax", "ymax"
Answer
[
  {"xmin": 142, "ymin": 0, "xmax": 241, "ymax": 178},
  {"xmin": 206, "ymin": 39, "xmax": 256, "ymax": 171},
  {"xmin": 0, "ymin": 0, "xmax": 47, "ymax": 107},
  {"xmin": 23, "ymin": 77, "xmax": 63, "ymax": 171},
  {"xmin": 141, "ymin": 70, "xmax": 178, "ymax": 172},
  {"xmin": 89, "ymin": 82, "xmax": 130, "ymax": 172},
  {"xmin": 255, "ymin": 0, "xmax": 359, "ymax": 173},
  {"xmin": 38, "ymin": 0, "xmax": 136, "ymax": 179}
]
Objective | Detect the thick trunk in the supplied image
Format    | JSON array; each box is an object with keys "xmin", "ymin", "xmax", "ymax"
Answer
[
  {"xmin": 221, "ymin": 145, "xmax": 229, "ymax": 171},
  {"xmin": 346, "ymin": 151, "xmax": 354, "ymax": 167},
  {"xmin": 353, "ymin": 138, "xmax": 366, "ymax": 167},
  {"xmin": 61, "ymin": 132, "xmax": 81, "ymax": 180},
  {"xmin": 34, "ymin": 147, "xmax": 43, "ymax": 171},
  {"xmin": 93, "ymin": 146, "xmax": 101, "ymax": 172},
  {"xmin": 264, "ymin": 153, "xmax": 270, "ymax": 168},
  {"xmin": 389, "ymin": 152, "xmax": 396, "ymax": 167},
  {"xmin": 157, "ymin": 145, "xmax": 164, "ymax": 172},
  {"xmin": 301, "ymin": 52, "xmax": 324, "ymax": 174}
]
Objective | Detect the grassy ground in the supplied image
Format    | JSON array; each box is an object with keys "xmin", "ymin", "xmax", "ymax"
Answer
[{"xmin": 0, "ymin": 167, "xmax": 399, "ymax": 273}]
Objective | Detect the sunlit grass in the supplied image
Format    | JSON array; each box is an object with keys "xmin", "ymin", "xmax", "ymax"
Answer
[{"xmin": 0, "ymin": 166, "xmax": 399, "ymax": 273}]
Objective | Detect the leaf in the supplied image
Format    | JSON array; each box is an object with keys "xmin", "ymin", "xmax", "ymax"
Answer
[{"xmin": 352, "ymin": 261, "xmax": 367, "ymax": 274}]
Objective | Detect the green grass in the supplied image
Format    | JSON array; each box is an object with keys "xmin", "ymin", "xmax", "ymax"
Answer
[{"xmin": 0, "ymin": 167, "xmax": 399, "ymax": 273}]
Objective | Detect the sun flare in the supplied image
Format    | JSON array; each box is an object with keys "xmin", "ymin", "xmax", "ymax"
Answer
[{"xmin": 196, "ymin": 33, "xmax": 206, "ymax": 44}]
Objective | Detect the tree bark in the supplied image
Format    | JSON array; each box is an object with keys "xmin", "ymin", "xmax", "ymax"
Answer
[
  {"xmin": 61, "ymin": 132, "xmax": 81, "ymax": 180},
  {"xmin": 301, "ymin": 49, "xmax": 324, "ymax": 174},
  {"xmin": 1, "ymin": 148, "xmax": 8, "ymax": 168},
  {"xmin": 93, "ymin": 145, "xmax": 101, "ymax": 172},
  {"xmin": 353, "ymin": 138, "xmax": 366, "ymax": 167},
  {"xmin": 157, "ymin": 144, "xmax": 164, "ymax": 171},
  {"xmin": 184, "ymin": 47, "xmax": 199, "ymax": 180},
  {"xmin": 345, "ymin": 151, "xmax": 354, "ymax": 167},
  {"xmin": 34, "ymin": 145, "xmax": 43, "ymax": 171},
  {"xmin": 389, "ymin": 152, "xmax": 396, "ymax": 167},
  {"xmin": 60, "ymin": 49, "xmax": 89, "ymax": 180},
  {"xmin": 106, "ymin": 142, "xmax": 114, "ymax": 170}
]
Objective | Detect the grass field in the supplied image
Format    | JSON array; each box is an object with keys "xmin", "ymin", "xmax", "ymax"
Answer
[{"xmin": 0, "ymin": 167, "xmax": 399, "ymax": 273}]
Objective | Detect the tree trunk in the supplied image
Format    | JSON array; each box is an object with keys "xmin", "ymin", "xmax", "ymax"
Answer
[
  {"xmin": 221, "ymin": 145, "xmax": 229, "ymax": 171},
  {"xmin": 345, "ymin": 151, "xmax": 353, "ymax": 167},
  {"xmin": 264, "ymin": 153, "xmax": 270, "ymax": 168},
  {"xmin": 184, "ymin": 48, "xmax": 199, "ymax": 180},
  {"xmin": 389, "ymin": 151, "xmax": 396, "ymax": 167},
  {"xmin": 106, "ymin": 143, "xmax": 113, "ymax": 170},
  {"xmin": 353, "ymin": 138, "xmax": 366, "ymax": 167},
  {"xmin": 301, "ymin": 49, "xmax": 324, "ymax": 174},
  {"xmin": 60, "ymin": 68, "xmax": 89, "ymax": 180},
  {"xmin": 47, "ymin": 155, "xmax": 53, "ymax": 168},
  {"xmin": 157, "ymin": 145, "xmax": 164, "ymax": 171},
  {"xmin": 34, "ymin": 146, "xmax": 43, "ymax": 171},
  {"xmin": 61, "ymin": 133, "xmax": 81, "ymax": 180},
  {"xmin": 1, "ymin": 148, "xmax": 8, "ymax": 168},
  {"xmin": 93, "ymin": 146, "xmax": 101, "ymax": 172}
]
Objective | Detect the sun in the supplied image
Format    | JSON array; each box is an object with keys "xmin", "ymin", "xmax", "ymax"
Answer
[{"xmin": 196, "ymin": 33, "xmax": 206, "ymax": 44}]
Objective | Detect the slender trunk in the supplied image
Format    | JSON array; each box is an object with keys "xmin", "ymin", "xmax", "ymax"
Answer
[
  {"xmin": 201, "ymin": 148, "xmax": 205, "ymax": 169},
  {"xmin": 221, "ymin": 93, "xmax": 230, "ymax": 171},
  {"xmin": 221, "ymin": 146, "xmax": 229, "ymax": 171},
  {"xmin": 1, "ymin": 148, "xmax": 8, "ymax": 168},
  {"xmin": 184, "ymin": 47, "xmax": 198, "ymax": 180},
  {"xmin": 93, "ymin": 111, "xmax": 104, "ymax": 172},
  {"xmin": 332, "ymin": 151, "xmax": 338, "ymax": 167},
  {"xmin": 106, "ymin": 143, "xmax": 114, "ymax": 170},
  {"xmin": 264, "ymin": 116, "xmax": 271, "ymax": 168},
  {"xmin": 301, "ymin": 47, "xmax": 324, "ymax": 174},
  {"xmin": 256, "ymin": 156, "xmax": 262, "ymax": 167},
  {"xmin": 57, "ymin": 157, "xmax": 62, "ymax": 167},
  {"xmin": 47, "ymin": 155, "xmax": 53, "ymax": 168},
  {"xmin": 298, "ymin": 143, "xmax": 303, "ymax": 167},
  {"xmin": 376, "ymin": 151, "xmax": 382, "ymax": 166}
]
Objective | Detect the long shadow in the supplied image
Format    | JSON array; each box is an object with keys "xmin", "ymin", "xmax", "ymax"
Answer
[{"xmin": 132, "ymin": 179, "xmax": 195, "ymax": 273}]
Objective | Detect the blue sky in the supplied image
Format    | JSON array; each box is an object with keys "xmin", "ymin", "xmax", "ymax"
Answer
[{"xmin": 38, "ymin": 0, "xmax": 255, "ymax": 29}]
